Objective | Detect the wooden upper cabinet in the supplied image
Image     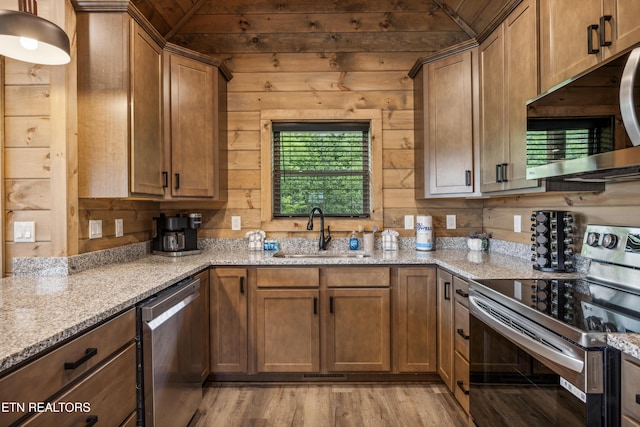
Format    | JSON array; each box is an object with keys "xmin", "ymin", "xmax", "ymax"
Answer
[
  {"xmin": 77, "ymin": 7, "xmax": 165, "ymax": 198},
  {"xmin": 411, "ymin": 42, "xmax": 480, "ymax": 198},
  {"xmin": 540, "ymin": 0, "xmax": 640, "ymax": 92},
  {"xmin": 480, "ymin": 0, "xmax": 539, "ymax": 193},
  {"xmin": 163, "ymin": 45, "xmax": 230, "ymax": 200}
]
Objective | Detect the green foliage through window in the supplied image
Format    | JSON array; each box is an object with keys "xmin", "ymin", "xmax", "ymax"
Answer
[{"xmin": 273, "ymin": 122, "xmax": 371, "ymax": 217}]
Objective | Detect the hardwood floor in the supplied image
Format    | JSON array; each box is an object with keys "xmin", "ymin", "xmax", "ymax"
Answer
[{"xmin": 194, "ymin": 383, "xmax": 469, "ymax": 426}]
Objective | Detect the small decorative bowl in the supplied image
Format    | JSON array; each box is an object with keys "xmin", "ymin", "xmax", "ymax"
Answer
[{"xmin": 467, "ymin": 238, "xmax": 488, "ymax": 251}]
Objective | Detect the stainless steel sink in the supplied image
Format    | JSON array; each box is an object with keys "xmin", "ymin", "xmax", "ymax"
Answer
[{"xmin": 272, "ymin": 252, "xmax": 372, "ymax": 259}]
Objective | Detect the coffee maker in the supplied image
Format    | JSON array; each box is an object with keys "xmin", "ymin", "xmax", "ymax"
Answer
[{"xmin": 152, "ymin": 213, "xmax": 202, "ymax": 256}]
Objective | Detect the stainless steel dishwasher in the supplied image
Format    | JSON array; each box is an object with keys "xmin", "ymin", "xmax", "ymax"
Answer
[{"xmin": 138, "ymin": 277, "xmax": 202, "ymax": 426}]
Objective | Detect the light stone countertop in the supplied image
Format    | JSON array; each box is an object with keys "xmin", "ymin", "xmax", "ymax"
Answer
[
  {"xmin": 0, "ymin": 246, "xmax": 632, "ymax": 375},
  {"xmin": 608, "ymin": 334, "xmax": 640, "ymax": 360}
]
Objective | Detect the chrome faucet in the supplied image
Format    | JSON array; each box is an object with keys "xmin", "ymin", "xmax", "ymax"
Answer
[{"xmin": 307, "ymin": 206, "xmax": 331, "ymax": 250}]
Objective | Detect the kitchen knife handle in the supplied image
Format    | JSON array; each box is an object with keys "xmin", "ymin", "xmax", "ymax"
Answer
[
  {"xmin": 239, "ymin": 277, "xmax": 244, "ymax": 294},
  {"xmin": 64, "ymin": 348, "xmax": 98, "ymax": 370},
  {"xmin": 444, "ymin": 281, "xmax": 451, "ymax": 301},
  {"xmin": 588, "ymin": 24, "xmax": 600, "ymax": 54},
  {"xmin": 85, "ymin": 416, "xmax": 98, "ymax": 427},
  {"xmin": 175, "ymin": 173, "xmax": 180, "ymax": 190},
  {"xmin": 457, "ymin": 328, "xmax": 470, "ymax": 340},
  {"xmin": 599, "ymin": 15, "xmax": 612, "ymax": 47}
]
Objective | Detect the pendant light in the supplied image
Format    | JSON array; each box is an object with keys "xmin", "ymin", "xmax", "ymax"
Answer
[{"xmin": 0, "ymin": 0, "xmax": 70, "ymax": 65}]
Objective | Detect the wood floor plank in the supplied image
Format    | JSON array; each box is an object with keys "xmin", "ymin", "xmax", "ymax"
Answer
[{"xmin": 195, "ymin": 384, "xmax": 469, "ymax": 426}]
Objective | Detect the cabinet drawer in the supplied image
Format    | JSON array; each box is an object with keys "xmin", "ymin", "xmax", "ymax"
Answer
[
  {"xmin": 0, "ymin": 309, "xmax": 135, "ymax": 426},
  {"xmin": 22, "ymin": 343, "xmax": 137, "ymax": 426},
  {"xmin": 454, "ymin": 300, "xmax": 469, "ymax": 360},
  {"xmin": 324, "ymin": 267, "xmax": 390, "ymax": 287},
  {"xmin": 257, "ymin": 268, "xmax": 319, "ymax": 288},
  {"xmin": 453, "ymin": 277, "xmax": 469, "ymax": 307},
  {"xmin": 453, "ymin": 350, "xmax": 469, "ymax": 414},
  {"xmin": 623, "ymin": 354, "xmax": 640, "ymax": 422}
]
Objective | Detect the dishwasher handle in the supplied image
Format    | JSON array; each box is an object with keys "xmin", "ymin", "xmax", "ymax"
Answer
[{"xmin": 141, "ymin": 278, "xmax": 200, "ymax": 322}]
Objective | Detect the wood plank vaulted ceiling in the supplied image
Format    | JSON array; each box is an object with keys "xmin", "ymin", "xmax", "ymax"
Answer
[{"xmin": 131, "ymin": 0, "xmax": 515, "ymax": 66}]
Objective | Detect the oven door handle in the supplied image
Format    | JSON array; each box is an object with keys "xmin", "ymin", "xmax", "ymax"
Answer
[{"xmin": 469, "ymin": 295, "xmax": 585, "ymax": 373}]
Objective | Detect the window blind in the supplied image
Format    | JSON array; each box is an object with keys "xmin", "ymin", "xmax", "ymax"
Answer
[{"xmin": 272, "ymin": 122, "xmax": 371, "ymax": 217}]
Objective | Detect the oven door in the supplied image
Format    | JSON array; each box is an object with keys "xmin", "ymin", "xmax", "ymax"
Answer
[{"xmin": 468, "ymin": 289, "xmax": 618, "ymax": 427}]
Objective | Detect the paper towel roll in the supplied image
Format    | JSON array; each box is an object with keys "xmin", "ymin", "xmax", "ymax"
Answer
[{"xmin": 416, "ymin": 215, "xmax": 433, "ymax": 251}]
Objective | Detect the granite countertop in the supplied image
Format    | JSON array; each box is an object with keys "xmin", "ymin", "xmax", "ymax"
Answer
[{"xmin": 0, "ymin": 246, "xmax": 633, "ymax": 374}]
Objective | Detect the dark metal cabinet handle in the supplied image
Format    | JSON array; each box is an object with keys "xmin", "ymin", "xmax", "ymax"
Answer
[
  {"xmin": 635, "ymin": 394, "xmax": 640, "ymax": 404},
  {"xmin": 495, "ymin": 164, "xmax": 501, "ymax": 183},
  {"xmin": 455, "ymin": 289, "xmax": 469, "ymax": 298},
  {"xmin": 456, "ymin": 380, "xmax": 470, "ymax": 395},
  {"xmin": 457, "ymin": 328, "xmax": 470, "ymax": 340},
  {"xmin": 588, "ymin": 24, "xmax": 600, "ymax": 54},
  {"xmin": 329, "ymin": 296, "xmax": 334, "ymax": 314},
  {"xmin": 444, "ymin": 281, "xmax": 451, "ymax": 301},
  {"xmin": 162, "ymin": 171, "xmax": 168, "ymax": 188},
  {"xmin": 85, "ymin": 416, "xmax": 98, "ymax": 427},
  {"xmin": 599, "ymin": 15, "xmax": 612, "ymax": 47},
  {"xmin": 501, "ymin": 163, "xmax": 509, "ymax": 182},
  {"xmin": 174, "ymin": 173, "xmax": 180, "ymax": 190},
  {"xmin": 239, "ymin": 277, "xmax": 245, "ymax": 294},
  {"xmin": 465, "ymin": 170, "xmax": 471, "ymax": 186},
  {"xmin": 64, "ymin": 348, "xmax": 98, "ymax": 370},
  {"xmin": 313, "ymin": 297, "xmax": 318, "ymax": 315}
]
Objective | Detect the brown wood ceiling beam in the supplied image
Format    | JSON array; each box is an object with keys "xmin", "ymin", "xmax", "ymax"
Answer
[
  {"xmin": 164, "ymin": 0, "xmax": 210, "ymax": 40},
  {"xmin": 431, "ymin": 0, "xmax": 477, "ymax": 39}
]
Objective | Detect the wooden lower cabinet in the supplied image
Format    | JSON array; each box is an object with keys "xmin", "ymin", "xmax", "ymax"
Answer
[
  {"xmin": 22, "ymin": 344, "xmax": 137, "ymax": 426},
  {"xmin": 256, "ymin": 289, "xmax": 320, "ymax": 372},
  {"xmin": 396, "ymin": 267, "xmax": 437, "ymax": 373},
  {"xmin": 210, "ymin": 268, "xmax": 248, "ymax": 373},
  {"xmin": 196, "ymin": 269, "xmax": 211, "ymax": 382},
  {"xmin": 437, "ymin": 269, "xmax": 455, "ymax": 390},
  {"xmin": 325, "ymin": 288, "xmax": 391, "ymax": 372},
  {"xmin": 622, "ymin": 353, "xmax": 640, "ymax": 426}
]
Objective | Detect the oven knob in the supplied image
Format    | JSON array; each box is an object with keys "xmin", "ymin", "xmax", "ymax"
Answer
[
  {"xmin": 602, "ymin": 233, "xmax": 618, "ymax": 249},
  {"xmin": 586, "ymin": 232, "xmax": 600, "ymax": 247},
  {"xmin": 602, "ymin": 322, "xmax": 618, "ymax": 333}
]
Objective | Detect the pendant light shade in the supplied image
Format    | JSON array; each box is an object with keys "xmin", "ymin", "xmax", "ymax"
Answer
[{"xmin": 0, "ymin": 5, "xmax": 71, "ymax": 65}]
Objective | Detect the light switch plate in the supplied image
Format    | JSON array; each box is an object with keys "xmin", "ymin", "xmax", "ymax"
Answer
[
  {"xmin": 404, "ymin": 215, "xmax": 414, "ymax": 230},
  {"xmin": 514, "ymin": 215, "xmax": 522, "ymax": 233},
  {"xmin": 14, "ymin": 221, "xmax": 36, "ymax": 243},
  {"xmin": 446, "ymin": 215, "xmax": 456, "ymax": 229},
  {"xmin": 115, "ymin": 219, "xmax": 124, "ymax": 237},
  {"xmin": 89, "ymin": 220, "xmax": 102, "ymax": 239},
  {"xmin": 231, "ymin": 216, "xmax": 241, "ymax": 231}
]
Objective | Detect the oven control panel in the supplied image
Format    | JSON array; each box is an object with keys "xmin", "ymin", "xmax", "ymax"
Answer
[{"xmin": 582, "ymin": 225, "xmax": 640, "ymax": 267}]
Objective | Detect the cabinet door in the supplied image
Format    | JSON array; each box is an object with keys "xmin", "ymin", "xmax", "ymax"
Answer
[
  {"xmin": 609, "ymin": 0, "xmax": 640, "ymax": 55},
  {"xmin": 480, "ymin": 26, "xmax": 506, "ymax": 193},
  {"xmin": 427, "ymin": 50, "xmax": 474, "ymax": 195},
  {"xmin": 326, "ymin": 288, "xmax": 390, "ymax": 372},
  {"xmin": 539, "ymin": 0, "xmax": 603, "ymax": 91},
  {"xmin": 210, "ymin": 268, "xmax": 248, "ymax": 373},
  {"xmin": 130, "ymin": 21, "xmax": 164, "ymax": 196},
  {"xmin": 195, "ymin": 269, "xmax": 210, "ymax": 382},
  {"xmin": 437, "ymin": 269, "xmax": 454, "ymax": 391},
  {"xmin": 168, "ymin": 54, "xmax": 216, "ymax": 197},
  {"xmin": 504, "ymin": 0, "xmax": 539, "ymax": 190},
  {"xmin": 396, "ymin": 268, "xmax": 437, "ymax": 373},
  {"xmin": 255, "ymin": 289, "xmax": 320, "ymax": 372}
]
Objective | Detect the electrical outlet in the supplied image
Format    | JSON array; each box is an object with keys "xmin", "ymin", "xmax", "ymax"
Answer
[
  {"xmin": 14, "ymin": 221, "xmax": 36, "ymax": 243},
  {"xmin": 404, "ymin": 215, "xmax": 414, "ymax": 230},
  {"xmin": 231, "ymin": 216, "xmax": 241, "ymax": 231},
  {"xmin": 89, "ymin": 220, "xmax": 102, "ymax": 239},
  {"xmin": 115, "ymin": 219, "xmax": 124, "ymax": 237},
  {"xmin": 446, "ymin": 215, "xmax": 456, "ymax": 229},
  {"xmin": 514, "ymin": 215, "xmax": 522, "ymax": 233}
]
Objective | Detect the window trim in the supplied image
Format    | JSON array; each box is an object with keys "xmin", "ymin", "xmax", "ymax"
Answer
[{"xmin": 260, "ymin": 109, "xmax": 383, "ymax": 232}]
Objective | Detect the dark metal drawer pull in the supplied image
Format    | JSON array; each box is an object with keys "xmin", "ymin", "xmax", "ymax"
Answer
[
  {"xmin": 85, "ymin": 415, "xmax": 98, "ymax": 427},
  {"xmin": 162, "ymin": 171, "xmax": 168, "ymax": 188},
  {"xmin": 501, "ymin": 163, "xmax": 509, "ymax": 182},
  {"xmin": 636, "ymin": 394, "xmax": 640, "ymax": 405},
  {"xmin": 465, "ymin": 170, "xmax": 471, "ymax": 186},
  {"xmin": 455, "ymin": 289, "xmax": 469, "ymax": 298},
  {"xmin": 175, "ymin": 173, "xmax": 180, "ymax": 190},
  {"xmin": 239, "ymin": 277, "xmax": 245, "ymax": 294},
  {"xmin": 64, "ymin": 348, "xmax": 98, "ymax": 370},
  {"xmin": 588, "ymin": 24, "xmax": 600, "ymax": 54},
  {"xmin": 329, "ymin": 296, "xmax": 334, "ymax": 314},
  {"xmin": 457, "ymin": 328, "xmax": 470, "ymax": 340},
  {"xmin": 313, "ymin": 297, "xmax": 318, "ymax": 315},
  {"xmin": 599, "ymin": 15, "xmax": 612, "ymax": 47},
  {"xmin": 444, "ymin": 281, "xmax": 451, "ymax": 301},
  {"xmin": 456, "ymin": 380, "xmax": 470, "ymax": 395}
]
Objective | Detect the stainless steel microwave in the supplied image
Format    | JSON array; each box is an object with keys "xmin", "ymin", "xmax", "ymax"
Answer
[{"xmin": 526, "ymin": 46, "xmax": 640, "ymax": 182}]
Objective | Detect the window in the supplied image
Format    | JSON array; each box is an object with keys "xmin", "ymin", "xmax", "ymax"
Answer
[{"xmin": 272, "ymin": 122, "xmax": 371, "ymax": 217}]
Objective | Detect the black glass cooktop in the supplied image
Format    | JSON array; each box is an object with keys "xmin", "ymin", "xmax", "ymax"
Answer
[{"xmin": 471, "ymin": 278, "xmax": 640, "ymax": 337}]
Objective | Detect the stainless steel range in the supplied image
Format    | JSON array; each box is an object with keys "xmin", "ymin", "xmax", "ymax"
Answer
[{"xmin": 469, "ymin": 224, "xmax": 640, "ymax": 427}]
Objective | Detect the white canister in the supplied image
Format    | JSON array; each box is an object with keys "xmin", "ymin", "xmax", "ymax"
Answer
[{"xmin": 416, "ymin": 215, "xmax": 434, "ymax": 251}]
